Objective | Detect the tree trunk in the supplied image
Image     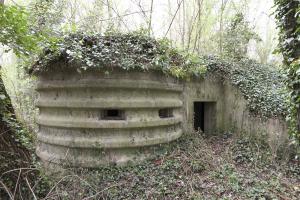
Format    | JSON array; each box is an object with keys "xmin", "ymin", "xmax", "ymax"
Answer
[{"xmin": 148, "ymin": 0, "xmax": 154, "ymax": 36}]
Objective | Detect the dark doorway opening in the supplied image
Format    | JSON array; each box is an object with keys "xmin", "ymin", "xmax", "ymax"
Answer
[
  {"xmin": 194, "ymin": 102, "xmax": 204, "ymax": 131},
  {"xmin": 193, "ymin": 101, "xmax": 216, "ymax": 133}
]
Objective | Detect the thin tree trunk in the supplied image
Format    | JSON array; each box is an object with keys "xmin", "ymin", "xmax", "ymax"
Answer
[
  {"xmin": 195, "ymin": 0, "xmax": 203, "ymax": 53},
  {"xmin": 181, "ymin": 0, "xmax": 185, "ymax": 48},
  {"xmin": 219, "ymin": 0, "xmax": 228, "ymax": 55},
  {"xmin": 148, "ymin": 0, "xmax": 154, "ymax": 36},
  {"xmin": 167, "ymin": 0, "xmax": 172, "ymax": 39},
  {"xmin": 164, "ymin": 0, "xmax": 183, "ymax": 37},
  {"xmin": 106, "ymin": 0, "xmax": 113, "ymax": 28}
]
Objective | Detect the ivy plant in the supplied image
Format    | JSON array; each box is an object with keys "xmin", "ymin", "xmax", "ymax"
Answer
[
  {"xmin": 31, "ymin": 32, "xmax": 208, "ymax": 78},
  {"xmin": 274, "ymin": 0, "xmax": 300, "ymax": 142},
  {"xmin": 31, "ymin": 31, "xmax": 288, "ymax": 120}
]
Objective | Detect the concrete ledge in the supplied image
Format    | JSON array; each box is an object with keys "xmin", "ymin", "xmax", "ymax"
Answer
[
  {"xmin": 36, "ymin": 99, "xmax": 183, "ymax": 108},
  {"xmin": 36, "ymin": 79, "xmax": 183, "ymax": 92},
  {"xmin": 36, "ymin": 135, "xmax": 181, "ymax": 167},
  {"xmin": 36, "ymin": 146, "xmax": 147, "ymax": 167},
  {"xmin": 37, "ymin": 128, "xmax": 182, "ymax": 148},
  {"xmin": 37, "ymin": 116, "xmax": 182, "ymax": 129}
]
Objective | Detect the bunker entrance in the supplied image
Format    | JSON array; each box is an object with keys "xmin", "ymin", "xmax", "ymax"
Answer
[{"xmin": 193, "ymin": 102, "xmax": 216, "ymax": 133}]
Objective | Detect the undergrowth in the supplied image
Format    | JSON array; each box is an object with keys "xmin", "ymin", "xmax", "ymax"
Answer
[{"xmin": 1, "ymin": 132, "xmax": 299, "ymax": 199}]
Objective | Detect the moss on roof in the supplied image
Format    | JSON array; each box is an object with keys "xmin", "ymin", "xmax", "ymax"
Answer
[{"xmin": 32, "ymin": 32, "xmax": 288, "ymax": 119}]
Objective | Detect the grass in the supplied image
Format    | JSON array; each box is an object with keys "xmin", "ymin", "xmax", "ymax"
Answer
[{"xmin": 1, "ymin": 132, "xmax": 300, "ymax": 199}]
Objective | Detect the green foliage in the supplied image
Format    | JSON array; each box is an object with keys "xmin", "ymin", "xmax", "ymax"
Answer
[
  {"xmin": 24, "ymin": 134, "xmax": 299, "ymax": 199},
  {"xmin": 0, "ymin": 71, "xmax": 34, "ymax": 151},
  {"xmin": 222, "ymin": 13, "xmax": 261, "ymax": 60},
  {"xmin": 203, "ymin": 56, "xmax": 288, "ymax": 118},
  {"xmin": 0, "ymin": 4, "xmax": 38, "ymax": 56},
  {"xmin": 274, "ymin": 0, "xmax": 300, "ymax": 142},
  {"xmin": 31, "ymin": 32, "xmax": 208, "ymax": 78},
  {"xmin": 28, "ymin": 0, "xmax": 64, "ymax": 34},
  {"xmin": 31, "ymin": 31, "xmax": 288, "ymax": 118},
  {"xmin": 0, "ymin": 2, "xmax": 60, "ymax": 59}
]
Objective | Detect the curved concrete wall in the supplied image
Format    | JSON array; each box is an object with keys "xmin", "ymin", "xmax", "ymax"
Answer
[{"xmin": 36, "ymin": 68, "xmax": 183, "ymax": 167}]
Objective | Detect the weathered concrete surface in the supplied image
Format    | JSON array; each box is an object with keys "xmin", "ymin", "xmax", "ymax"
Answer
[
  {"xmin": 183, "ymin": 75, "xmax": 287, "ymax": 144},
  {"xmin": 222, "ymin": 80, "xmax": 288, "ymax": 143},
  {"xmin": 35, "ymin": 67, "xmax": 288, "ymax": 168},
  {"xmin": 36, "ymin": 68, "xmax": 183, "ymax": 167},
  {"xmin": 183, "ymin": 74, "xmax": 225, "ymax": 134}
]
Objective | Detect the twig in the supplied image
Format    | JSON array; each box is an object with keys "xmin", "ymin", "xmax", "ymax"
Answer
[
  {"xmin": 130, "ymin": 0, "xmax": 148, "ymax": 20},
  {"xmin": 43, "ymin": 175, "xmax": 75, "ymax": 199},
  {"xmin": 0, "ymin": 129, "xmax": 12, "ymax": 137},
  {"xmin": 72, "ymin": 174, "xmax": 97, "ymax": 193},
  {"xmin": 18, "ymin": 184, "xmax": 24, "ymax": 200},
  {"xmin": 13, "ymin": 169, "xmax": 22, "ymax": 198},
  {"xmin": 164, "ymin": 0, "xmax": 184, "ymax": 37},
  {"xmin": 78, "ymin": 10, "xmax": 150, "ymax": 23},
  {"xmin": 0, "ymin": 180, "xmax": 14, "ymax": 199},
  {"xmin": 1, "ymin": 168, "xmax": 37, "ymax": 177},
  {"xmin": 25, "ymin": 177, "xmax": 37, "ymax": 200},
  {"xmin": 102, "ymin": 0, "xmax": 130, "ymax": 31}
]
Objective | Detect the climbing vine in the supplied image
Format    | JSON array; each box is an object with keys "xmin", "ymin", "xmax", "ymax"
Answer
[
  {"xmin": 203, "ymin": 56, "xmax": 288, "ymax": 119},
  {"xmin": 274, "ymin": 0, "xmax": 300, "ymax": 141}
]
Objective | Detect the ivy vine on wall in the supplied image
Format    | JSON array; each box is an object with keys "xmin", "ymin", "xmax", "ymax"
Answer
[{"xmin": 274, "ymin": 0, "xmax": 300, "ymax": 142}]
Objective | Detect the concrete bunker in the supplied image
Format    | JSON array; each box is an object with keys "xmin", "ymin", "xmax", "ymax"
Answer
[{"xmin": 32, "ymin": 33, "xmax": 288, "ymax": 168}]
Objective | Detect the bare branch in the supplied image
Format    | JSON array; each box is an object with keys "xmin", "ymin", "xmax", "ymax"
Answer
[
  {"xmin": 13, "ymin": 169, "xmax": 22, "ymax": 198},
  {"xmin": 25, "ymin": 177, "xmax": 37, "ymax": 200},
  {"xmin": 0, "ymin": 180, "xmax": 13, "ymax": 199},
  {"xmin": 164, "ymin": 0, "xmax": 184, "ymax": 37}
]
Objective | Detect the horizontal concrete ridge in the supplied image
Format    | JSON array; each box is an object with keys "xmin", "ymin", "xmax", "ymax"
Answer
[
  {"xmin": 37, "ymin": 129, "xmax": 182, "ymax": 148},
  {"xmin": 36, "ymin": 79, "xmax": 183, "ymax": 92},
  {"xmin": 36, "ymin": 144, "xmax": 163, "ymax": 167},
  {"xmin": 36, "ymin": 99, "xmax": 183, "ymax": 108},
  {"xmin": 37, "ymin": 117, "xmax": 182, "ymax": 129},
  {"xmin": 36, "ymin": 70, "xmax": 184, "ymax": 167}
]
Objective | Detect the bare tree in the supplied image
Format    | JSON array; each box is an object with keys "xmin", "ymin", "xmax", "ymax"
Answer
[
  {"xmin": 148, "ymin": 0, "xmax": 154, "ymax": 35},
  {"xmin": 181, "ymin": 0, "xmax": 185, "ymax": 47},
  {"xmin": 165, "ymin": 0, "xmax": 184, "ymax": 37},
  {"xmin": 219, "ymin": 0, "xmax": 229, "ymax": 54}
]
